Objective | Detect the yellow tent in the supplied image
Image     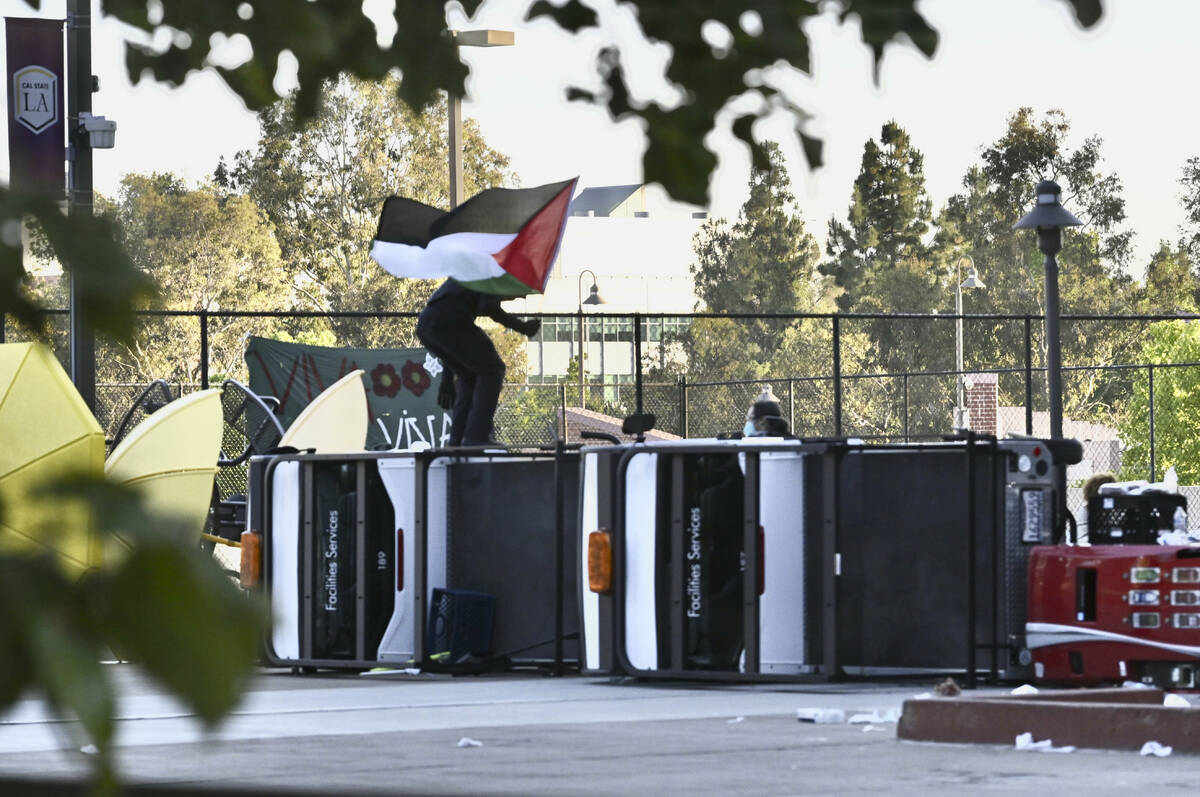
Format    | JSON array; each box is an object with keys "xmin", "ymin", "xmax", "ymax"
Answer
[
  {"xmin": 0, "ymin": 342, "xmax": 105, "ymax": 574},
  {"xmin": 278, "ymin": 369, "xmax": 368, "ymax": 453},
  {"xmin": 105, "ymin": 388, "xmax": 223, "ymax": 549}
]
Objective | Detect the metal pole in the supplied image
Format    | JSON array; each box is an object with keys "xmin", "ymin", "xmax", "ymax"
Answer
[
  {"xmin": 633, "ymin": 312, "xmax": 644, "ymax": 419},
  {"xmin": 1149, "ymin": 365, "xmax": 1156, "ymax": 482},
  {"xmin": 447, "ymin": 30, "xmax": 513, "ymax": 209},
  {"xmin": 902, "ymin": 374, "xmax": 910, "ymax": 442},
  {"xmin": 788, "ymin": 378, "xmax": 795, "ymax": 434},
  {"xmin": 1037, "ymin": 227, "xmax": 1069, "ymax": 541},
  {"xmin": 575, "ymin": 271, "xmax": 595, "ymax": 408},
  {"xmin": 965, "ymin": 431, "xmax": 977, "ymax": 688},
  {"xmin": 412, "ymin": 455, "xmax": 428, "ymax": 666},
  {"xmin": 448, "ymin": 93, "xmax": 463, "ymax": 208},
  {"xmin": 553, "ymin": 439, "xmax": 565, "ymax": 676},
  {"xmin": 821, "ymin": 447, "xmax": 840, "ymax": 679},
  {"xmin": 199, "ymin": 309, "xmax": 209, "ymax": 390},
  {"xmin": 1024, "ymin": 316, "xmax": 1034, "ymax": 435},
  {"xmin": 67, "ymin": 0, "xmax": 95, "ymax": 411},
  {"xmin": 1042, "ymin": 250, "xmax": 1064, "ymax": 440},
  {"xmin": 832, "ymin": 315, "xmax": 842, "ymax": 437},
  {"xmin": 741, "ymin": 452, "xmax": 761, "ymax": 673},
  {"xmin": 599, "ymin": 317, "xmax": 606, "ymax": 386},
  {"xmin": 577, "ymin": 308, "xmax": 584, "ymax": 407},
  {"xmin": 678, "ymin": 375, "xmax": 688, "ymax": 438},
  {"xmin": 558, "ymin": 383, "xmax": 567, "ymax": 441},
  {"xmin": 956, "ymin": 269, "xmax": 965, "ymax": 423},
  {"xmin": 988, "ymin": 436, "xmax": 1000, "ymax": 682}
]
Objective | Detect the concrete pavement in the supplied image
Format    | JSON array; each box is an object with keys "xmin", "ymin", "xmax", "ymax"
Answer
[{"xmin": 0, "ymin": 665, "xmax": 1197, "ymax": 795}]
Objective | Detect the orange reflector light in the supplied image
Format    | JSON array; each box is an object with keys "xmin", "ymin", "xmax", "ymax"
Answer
[
  {"xmin": 588, "ymin": 530, "xmax": 613, "ymax": 594},
  {"xmin": 396, "ymin": 528, "xmax": 404, "ymax": 592},
  {"xmin": 239, "ymin": 530, "xmax": 262, "ymax": 590}
]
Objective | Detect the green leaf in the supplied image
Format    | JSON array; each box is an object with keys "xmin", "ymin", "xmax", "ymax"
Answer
[
  {"xmin": 90, "ymin": 0, "xmax": 1110, "ymax": 208},
  {"xmin": 27, "ymin": 617, "xmax": 114, "ymax": 752},
  {"xmin": 731, "ymin": 114, "xmax": 770, "ymax": 174},
  {"xmin": 0, "ymin": 564, "xmax": 35, "ymax": 712},
  {"xmin": 798, "ymin": 131, "xmax": 824, "ymax": 170},
  {"xmin": 0, "ymin": 223, "xmax": 43, "ymax": 334},
  {"xmin": 95, "ymin": 543, "xmax": 267, "ymax": 726},
  {"xmin": 1065, "ymin": 0, "xmax": 1104, "ymax": 27},
  {"xmin": 839, "ymin": 0, "xmax": 939, "ymax": 74},
  {"xmin": 640, "ymin": 106, "xmax": 718, "ymax": 207},
  {"xmin": 21, "ymin": 194, "xmax": 156, "ymax": 343},
  {"xmin": 596, "ymin": 47, "xmax": 633, "ymax": 117},
  {"xmin": 526, "ymin": 0, "xmax": 599, "ymax": 32},
  {"xmin": 111, "ymin": 1, "xmax": 468, "ymax": 125}
]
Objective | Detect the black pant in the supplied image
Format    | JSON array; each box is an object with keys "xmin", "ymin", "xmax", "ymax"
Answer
[{"xmin": 416, "ymin": 313, "xmax": 506, "ymax": 446}]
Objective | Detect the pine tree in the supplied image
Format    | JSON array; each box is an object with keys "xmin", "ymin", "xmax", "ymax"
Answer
[
  {"xmin": 677, "ymin": 142, "xmax": 832, "ymax": 433},
  {"xmin": 823, "ymin": 122, "xmax": 934, "ymax": 312},
  {"xmin": 691, "ymin": 142, "xmax": 824, "ymax": 317}
]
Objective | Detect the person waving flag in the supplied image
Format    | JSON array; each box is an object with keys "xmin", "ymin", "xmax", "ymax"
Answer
[{"xmin": 370, "ymin": 178, "xmax": 577, "ymax": 296}]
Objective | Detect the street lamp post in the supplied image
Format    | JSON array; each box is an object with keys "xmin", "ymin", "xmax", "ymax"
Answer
[
  {"xmin": 577, "ymin": 269, "xmax": 605, "ymax": 407},
  {"xmin": 1014, "ymin": 179, "xmax": 1083, "ymax": 441},
  {"xmin": 67, "ymin": 0, "xmax": 95, "ymax": 410},
  {"xmin": 448, "ymin": 29, "xmax": 514, "ymax": 209},
  {"xmin": 953, "ymin": 256, "xmax": 985, "ymax": 430}
]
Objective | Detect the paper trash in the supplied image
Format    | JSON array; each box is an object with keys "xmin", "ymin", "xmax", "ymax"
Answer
[
  {"xmin": 797, "ymin": 708, "xmax": 845, "ymax": 724},
  {"xmin": 457, "ymin": 737, "xmax": 484, "ymax": 748},
  {"xmin": 1140, "ymin": 741, "xmax": 1173, "ymax": 757},
  {"xmin": 1015, "ymin": 732, "xmax": 1075, "ymax": 753},
  {"xmin": 848, "ymin": 709, "xmax": 901, "ymax": 724}
]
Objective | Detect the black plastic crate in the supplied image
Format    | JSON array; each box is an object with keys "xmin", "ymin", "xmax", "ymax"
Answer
[
  {"xmin": 426, "ymin": 588, "xmax": 495, "ymax": 664},
  {"xmin": 1088, "ymin": 493, "xmax": 1187, "ymax": 544}
]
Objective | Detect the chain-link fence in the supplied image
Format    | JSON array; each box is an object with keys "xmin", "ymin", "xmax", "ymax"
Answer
[{"xmin": 7, "ymin": 309, "xmax": 1200, "ymax": 498}]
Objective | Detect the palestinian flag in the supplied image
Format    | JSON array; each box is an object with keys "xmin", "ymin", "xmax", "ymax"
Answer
[{"xmin": 370, "ymin": 178, "xmax": 577, "ymax": 296}]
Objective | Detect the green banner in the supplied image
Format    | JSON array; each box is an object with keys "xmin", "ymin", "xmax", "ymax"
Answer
[{"xmin": 245, "ymin": 336, "xmax": 449, "ymax": 450}]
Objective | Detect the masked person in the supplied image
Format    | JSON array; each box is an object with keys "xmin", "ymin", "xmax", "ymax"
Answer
[
  {"xmin": 417, "ymin": 280, "xmax": 540, "ymax": 446},
  {"xmin": 743, "ymin": 386, "xmax": 790, "ymax": 437}
]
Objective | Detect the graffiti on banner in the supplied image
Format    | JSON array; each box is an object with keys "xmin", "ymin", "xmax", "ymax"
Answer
[{"xmin": 245, "ymin": 336, "xmax": 450, "ymax": 450}]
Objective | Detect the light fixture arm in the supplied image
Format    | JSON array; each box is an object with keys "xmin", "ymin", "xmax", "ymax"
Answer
[{"xmin": 577, "ymin": 268, "xmax": 600, "ymax": 407}]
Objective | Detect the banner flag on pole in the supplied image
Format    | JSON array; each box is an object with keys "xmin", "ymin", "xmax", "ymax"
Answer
[
  {"xmin": 5, "ymin": 17, "xmax": 65, "ymax": 199},
  {"xmin": 370, "ymin": 178, "xmax": 577, "ymax": 296}
]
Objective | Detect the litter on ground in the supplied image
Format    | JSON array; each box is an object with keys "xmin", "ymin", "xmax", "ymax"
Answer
[{"xmin": 1015, "ymin": 732, "xmax": 1075, "ymax": 753}]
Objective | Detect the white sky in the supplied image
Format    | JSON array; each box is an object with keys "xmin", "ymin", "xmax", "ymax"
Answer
[{"xmin": 1, "ymin": 0, "xmax": 1195, "ymax": 273}]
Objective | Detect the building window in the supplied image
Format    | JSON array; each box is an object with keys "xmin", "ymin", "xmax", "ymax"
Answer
[
  {"xmin": 644, "ymin": 317, "xmax": 690, "ymax": 342},
  {"xmin": 538, "ymin": 317, "xmax": 576, "ymax": 343}
]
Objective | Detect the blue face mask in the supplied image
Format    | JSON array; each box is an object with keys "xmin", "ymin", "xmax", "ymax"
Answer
[{"xmin": 743, "ymin": 421, "xmax": 757, "ymax": 437}]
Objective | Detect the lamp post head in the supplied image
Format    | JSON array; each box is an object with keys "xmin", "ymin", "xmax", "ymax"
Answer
[
  {"xmin": 1014, "ymin": 179, "xmax": 1083, "ymax": 256},
  {"xmin": 583, "ymin": 283, "xmax": 605, "ymax": 306},
  {"xmin": 1014, "ymin": 180, "xmax": 1084, "ymax": 230},
  {"xmin": 960, "ymin": 267, "xmax": 984, "ymax": 290},
  {"xmin": 578, "ymin": 269, "xmax": 607, "ymax": 306}
]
